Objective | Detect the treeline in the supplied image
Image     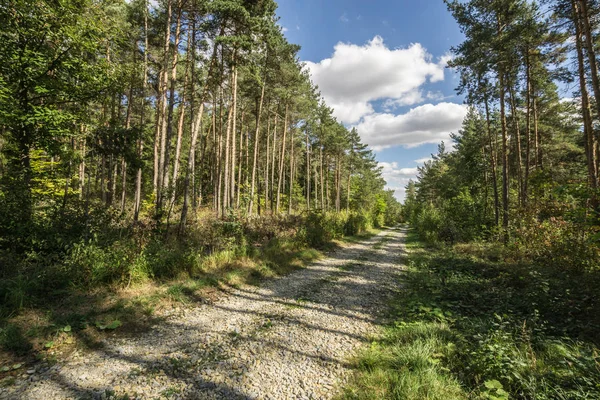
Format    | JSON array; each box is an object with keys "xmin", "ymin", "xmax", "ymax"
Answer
[
  {"xmin": 0, "ymin": 0, "xmax": 400, "ymax": 311},
  {"xmin": 404, "ymin": 0, "xmax": 600, "ymax": 267}
]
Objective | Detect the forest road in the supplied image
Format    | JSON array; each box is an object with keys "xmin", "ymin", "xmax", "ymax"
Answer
[{"xmin": 2, "ymin": 227, "xmax": 406, "ymax": 400}]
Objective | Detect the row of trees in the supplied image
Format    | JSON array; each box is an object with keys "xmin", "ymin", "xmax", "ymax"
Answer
[
  {"xmin": 404, "ymin": 0, "xmax": 599, "ymax": 256},
  {"xmin": 0, "ymin": 0, "xmax": 399, "ymax": 256}
]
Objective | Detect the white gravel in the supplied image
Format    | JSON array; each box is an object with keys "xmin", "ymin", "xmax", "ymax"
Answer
[{"xmin": 1, "ymin": 227, "xmax": 406, "ymax": 400}]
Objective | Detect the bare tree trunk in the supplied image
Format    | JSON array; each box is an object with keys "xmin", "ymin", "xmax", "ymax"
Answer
[
  {"xmin": 499, "ymin": 69, "xmax": 510, "ymax": 242},
  {"xmin": 577, "ymin": 0, "xmax": 600, "ymax": 191},
  {"xmin": 161, "ymin": 2, "xmax": 182, "ymax": 208},
  {"xmin": 288, "ymin": 126, "xmax": 294, "ymax": 214},
  {"xmin": 574, "ymin": 0, "xmax": 598, "ymax": 191},
  {"xmin": 171, "ymin": 27, "xmax": 192, "ymax": 208},
  {"xmin": 276, "ymin": 104, "xmax": 288, "ymax": 213},
  {"xmin": 79, "ymin": 129, "xmax": 86, "ymax": 200},
  {"xmin": 524, "ymin": 52, "xmax": 531, "ymax": 205},
  {"xmin": 509, "ymin": 84, "xmax": 523, "ymax": 206},
  {"xmin": 325, "ymin": 155, "xmax": 330, "ymax": 210},
  {"xmin": 264, "ymin": 111, "xmax": 271, "ymax": 212},
  {"xmin": 579, "ymin": 0, "xmax": 600, "ymax": 126},
  {"xmin": 122, "ymin": 79, "xmax": 134, "ymax": 213},
  {"xmin": 346, "ymin": 168, "xmax": 351, "ymax": 213},
  {"xmin": 249, "ymin": 85, "xmax": 265, "ymax": 215},
  {"xmin": 223, "ymin": 103, "xmax": 233, "ymax": 215},
  {"xmin": 155, "ymin": 0, "xmax": 173, "ymax": 210},
  {"xmin": 135, "ymin": 0, "xmax": 148, "ymax": 221},
  {"xmin": 180, "ymin": 23, "xmax": 222, "ymax": 232},
  {"xmin": 270, "ymin": 113, "xmax": 278, "ymax": 212},
  {"xmin": 236, "ymin": 111, "xmax": 245, "ymax": 208},
  {"xmin": 230, "ymin": 67, "xmax": 238, "ymax": 210},
  {"xmin": 335, "ymin": 156, "xmax": 341, "ymax": 212},
  {"xmin": 306, "ymin": 130, "xmax": 310, "ymax": 210},
  {"xmin": 320, "ymin": 146, "xmax": 324, "ymax": 210}
]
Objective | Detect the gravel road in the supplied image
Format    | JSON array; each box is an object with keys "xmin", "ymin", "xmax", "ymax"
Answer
[{"xmin": 1, "ymin": 227, "xmax": 406, "ymax": 400}]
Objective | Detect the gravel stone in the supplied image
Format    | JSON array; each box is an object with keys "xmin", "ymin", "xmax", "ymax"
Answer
[{"xmin": 0, "ymin": 228, "xmax": 406, "ymax": 400}]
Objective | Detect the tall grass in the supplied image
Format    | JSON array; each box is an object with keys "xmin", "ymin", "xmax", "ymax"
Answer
[{"xmin": 342, "ymin": 230, "xmax": 600, "ymax": 400}]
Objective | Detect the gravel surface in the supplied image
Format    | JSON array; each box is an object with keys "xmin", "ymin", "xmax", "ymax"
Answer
[{"xmin": 1, "ymin": 227, "xmax": 406, "ymax": 400}]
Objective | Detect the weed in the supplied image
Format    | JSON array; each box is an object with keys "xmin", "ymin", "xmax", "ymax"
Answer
[
  {"xmin": 343, "ymin": 232, "xmax": 600, "ymax": 400},
  {"xmin": 0, "ymin": 324, "xmax": 32, "ymax": 355}
]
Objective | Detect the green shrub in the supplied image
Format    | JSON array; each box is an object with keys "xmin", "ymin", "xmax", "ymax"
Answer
[
  {"xmin": 344, "ymin": 211, "xmax": 372, "ymax": 236},
  {"xmin": 0, "ymin": 324, "xmax": 32, "ymax": 355}
]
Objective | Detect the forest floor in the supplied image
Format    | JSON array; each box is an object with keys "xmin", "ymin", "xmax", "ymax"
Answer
[{"xmin": 0, "ymin": 227, "xmax": 406, "ymax": 400}]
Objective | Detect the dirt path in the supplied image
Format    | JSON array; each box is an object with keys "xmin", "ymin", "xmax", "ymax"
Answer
[{"xmin": 2, "ymin": 227, "xmax": 406, "ymax": 400}]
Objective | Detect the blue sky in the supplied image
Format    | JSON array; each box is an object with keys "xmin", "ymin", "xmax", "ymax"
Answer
[{"xmin": 275, "ymin": 0, "xmax": 467, "ymax": 200}]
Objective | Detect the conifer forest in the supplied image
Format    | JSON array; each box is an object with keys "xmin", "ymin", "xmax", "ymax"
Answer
[{"xmin": 0, "ymin": 0, "xmax": 599, "ymax": 399}]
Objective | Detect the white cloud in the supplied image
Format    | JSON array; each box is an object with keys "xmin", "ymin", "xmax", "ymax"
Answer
[
  {"xmin": 383, "ymin": 90, "xmax": 424, "ymax": 109},
  {"xmin": 379, "ymin": 162, "xmax": 419, "ymax": 201},
  {"xmin": 414, "ymin": 157, "xmax": 434, "ymax": 164},
  {"xmin": 340, "ymin": 12, "xmax": 349, "ymax": 23},
  {"xmin": 305, "ymin": 36, "xmax": 447, "ymax": 124},
  {"xmin": 355, "ymin": 102, "xmax": 468, "ymax": 150}
]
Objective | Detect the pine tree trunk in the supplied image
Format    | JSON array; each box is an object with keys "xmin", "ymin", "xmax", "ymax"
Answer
[
  {"xmin": 122, "ymin": 77, "xmax": 134, "ymax": 213},
  {"xmin": 288, "ymin": 125, "xmax": 294, "ymax": 214},
  {"xmin": 320, "ymin": 146, "xmax": 324, "ymax": 210},
  {"xmin": 155, "ymin": 0, "xmax": 172, "ymax": 209},
  {"xmin": 524, "ymin": 52, "xmax": 531, "ymax": 205},
  {"xmin": 270, "ymin": 113, "xmax": 278, "ymax": 212},
  {"xmin": 306, "ymin": 130, "xmax": 310, "ymax": 210},
  {"xmin": 236, "ymin": 111, "xmax": 245, "ymax": 208},
  {"xmin": 264, "ymin": 111, "xmax": 271, "ymax": 212},
  {"xmin": 230, "ymin": 67, "xmax": 238, "ymax": 210},
  {"xmin": 499, "ymin": 68, "xmax": 510, "ymax": 242},
  {"xmin": 249, "ymin": 85, "xmax": 265, "ymax": 215},
  {"xmin": 134, "ymin": 1, "xmax": 149, "ymax": 222},
  {"xmin": 223, "ymin": 103, "xmax": 233, "ymax": 215},
  {"xmin": 162, "ymin": 3, "xmax": 182, "ymax": 208},
  {"xmin": 573, "ymin": 0, "xmax": 598, "ymax": 191},
  {"xmin": 171, "ymin": 27, "xmax": 191, "ymax": 208},
  {"xmin": 509, "ymin": 84, "xmax": 523, "ymax": 206},
  {"xmin": 276, "ymin": 104, "xmax": 288, "ymax": 213},
  {"xmin": 79, "ymin": 130, "xmax": 86, "ymax": 200},
  {"xmin": 180, "ymin": 23, "xmax": 221, "ymax": 232}
]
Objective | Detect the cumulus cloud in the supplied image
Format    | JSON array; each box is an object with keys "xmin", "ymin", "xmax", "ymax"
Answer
[
  {"xmin": 355, "ymin": 102, "xmax": 468, "ymax": 150},
  {"xmin": 414, "ymin": 157, "xmax": 434, "ymax": 164},
  {"xmin": 340, "ymin": 12, "xmax": 349, "ymax": 23},
  {"xmin": 305, "ymin": 36, "xmax": 447, "ymax": 124},
  {"xmin": 379, "ymin": 162, "xmax": 420, "ymax": 201}
]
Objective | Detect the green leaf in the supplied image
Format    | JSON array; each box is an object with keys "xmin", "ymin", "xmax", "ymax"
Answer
[
  {"xmin": 105, "ymin": 320, "xmax": 122, "ymax": 330},
  {"xmin": 63, "ymin": 325, "xmax": 72, "ymax": 332},
  {"xmin": 11, "ymin": 364, "xmax": 22, "ymax": 370},
  {"xmin": 44, "ymin": 341, "xmax": 54, "ymax": 349},
  {"xmin": 1, "ymin": 366, "xmax": 10, "ymax": 372},
  {"xmin": 484, "ymin": 380, "xmax": 503, "ymax": 390}
]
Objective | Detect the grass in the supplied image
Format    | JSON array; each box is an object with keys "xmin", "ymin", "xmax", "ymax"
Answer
[
  {"xmin": 0, "ymin": 220, "xmax": 380, "ymax": 370},
  {"xmin": 342, "ymin": 229, "xmax": 600, "ymax": 400}
]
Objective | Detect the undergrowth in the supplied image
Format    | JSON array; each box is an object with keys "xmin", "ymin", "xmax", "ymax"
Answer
[
  {"xmin": 0, "ymin": 210, "xmax": 380, "ymax": 366},
  {"xmin": 342, "ymin": 230, "xmax": 600, "ymax": 400}
]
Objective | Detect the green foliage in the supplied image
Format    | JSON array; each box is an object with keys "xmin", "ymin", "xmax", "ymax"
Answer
[
  {"xmin": 300, "ymin": 211, "xmax": 376, "ymax": 248},
  {"xmin": 355, "ymin": 233, "xmax": 600, "ymax": 400},
  {"xmin": 0, "ymin": 324, "xmax": 32, "ymax": 355}
]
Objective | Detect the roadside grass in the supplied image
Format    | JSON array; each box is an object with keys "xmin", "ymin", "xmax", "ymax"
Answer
[
  {"xmin": 0, "ymin": 222, "xmax": 381, "ymax": 373},
  {"xmin": 342, "ymin": 229, "xmax": 600, "ymax": 400}
]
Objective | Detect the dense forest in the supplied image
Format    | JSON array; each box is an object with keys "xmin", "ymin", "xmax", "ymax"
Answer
[
  {"xmin": 0, "ymin": 0, "xmax": 401, "ymax": 318},
  {"xmin": 2, "ymin": 0, "xmax": 600, "ymax": 398},
  {"xmin": 404, "ymin": 0, "xmax": 600, "ymax": 256},
  {"xmin": 343, "ymin": 0, "xmax": 600, "ymax": 399}
]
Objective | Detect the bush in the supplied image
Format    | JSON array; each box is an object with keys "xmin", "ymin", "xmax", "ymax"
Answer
[
  {"xmin": 302, "ymin": 211, "xmax": 371, "ymax": 248},
  {"xmin": 0, "ymin": 324, "xmax": 32, "ymax": 355},
  {"xmin": 344, "ymin": 211, "xmax": 372, "ymax": 236}
]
